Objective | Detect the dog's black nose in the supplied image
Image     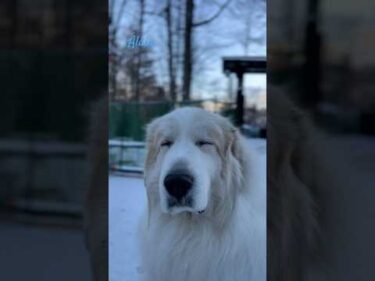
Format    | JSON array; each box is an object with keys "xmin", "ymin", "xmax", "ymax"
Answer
[{"xmin": 164, "ymin": 171, "xmax": 193, "ymax": 200}]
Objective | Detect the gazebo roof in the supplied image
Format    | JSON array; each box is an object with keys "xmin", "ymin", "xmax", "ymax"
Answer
[{"xmin": 223, "ymin": 56, "xmax": 266, "ymax": 74}]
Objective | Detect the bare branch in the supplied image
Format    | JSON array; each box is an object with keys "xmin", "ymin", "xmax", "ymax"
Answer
[
  {"xmin": 144, "ymin": 6, "xmax": 166, "ymax": 18},
  {"xmin": 115, "ymin": 0, "xmax": 127, "ymax": 31},
  {"xmin": 192, "ymin": 0, "xmax": 232, "ymax": 27}
]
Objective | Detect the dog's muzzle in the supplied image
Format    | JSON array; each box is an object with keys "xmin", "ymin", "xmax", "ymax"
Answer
[{"xmin": 164, "ymin": 170, "xmax": 194, "ymax": 203}]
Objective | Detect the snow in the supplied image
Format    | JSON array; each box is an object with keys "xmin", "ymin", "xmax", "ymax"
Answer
[
  {"xmin": 109, "ymin": 176, "xmax": 146, "ymax": 281},
  {"xmin": 109, "ymin": 139, "xmax": 266, "ymax": 281},
  {"xmin": 111, "ymin": 166, "xmax": 143, "ymax": 173}
]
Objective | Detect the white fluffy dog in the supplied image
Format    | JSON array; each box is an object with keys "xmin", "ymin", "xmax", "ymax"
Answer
[{"xmin": 140, "ymin": 107, "xmax": 266, "ymax": 281}]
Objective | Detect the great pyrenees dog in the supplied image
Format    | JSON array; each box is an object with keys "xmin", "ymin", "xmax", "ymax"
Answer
[{"xmin": 140, "ymin": 107, "xmax": 266, "ymax": 281}]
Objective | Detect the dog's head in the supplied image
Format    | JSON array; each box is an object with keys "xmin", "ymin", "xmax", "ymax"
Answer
[{"xmin": 144, "ymin": 107, "xmax": 247, "ymax": 218}]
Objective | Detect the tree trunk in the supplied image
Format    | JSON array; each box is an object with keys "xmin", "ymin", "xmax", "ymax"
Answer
[
  {"xmin": 134, "ymin": 0, "xmax": 145, "ymax": 101},
  {"xmin": 182, "ymin": 0, "xmax": 193, "ymax": 101},
  {"xmin": 166, "ymin": 0, "xmax": 176, "ymax": 101},
  {"xmin": 176, "ymin": 0, "xmax": 183, "ymax": 100},
  {"xmin": 109, "ymin": 0, "xmax": 127, "ymax": 101},
  {"xmin": 109, "ymin": 23, "xmax": 117, "ymax": 101},
  {"xmin": 302, "ymin": 0, "xmax": 321, "ymax": 108}
]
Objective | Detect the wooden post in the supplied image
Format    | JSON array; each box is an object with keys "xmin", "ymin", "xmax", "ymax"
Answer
[{"xmin": 236, "ymin": 72, "xmax": 244, "ymax": 126}]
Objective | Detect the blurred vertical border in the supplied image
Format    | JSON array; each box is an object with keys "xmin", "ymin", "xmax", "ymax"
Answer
[
  {"xmin": 0, "ymin": 1, "xmax": 107, "ymax": 280},
  {"xmin": 268, "ymin": 0, "xmax": 375, "ymax": 280}
]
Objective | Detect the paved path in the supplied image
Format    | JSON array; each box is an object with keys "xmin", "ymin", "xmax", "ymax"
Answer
[{"xmin": 0, "ymin": 221, "xmax": 92, "ymax": 281}]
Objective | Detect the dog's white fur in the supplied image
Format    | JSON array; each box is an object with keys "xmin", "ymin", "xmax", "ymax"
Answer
[{"xmin": 140, "ymin": 107, "xmax": 266, "ymax": 281}]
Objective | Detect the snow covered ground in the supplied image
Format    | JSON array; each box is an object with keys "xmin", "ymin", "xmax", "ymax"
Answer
[
  {"xmin": 109, "ymin": 139, "xmax": 266, "ymax": 281},
  {"xmin": 109, "ymin": 176, "xmax": 146, "ymax": 281}
]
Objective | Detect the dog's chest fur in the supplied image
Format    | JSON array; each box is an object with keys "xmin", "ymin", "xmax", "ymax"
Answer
[{"xmin": 141, "ymin": 198, "xmax": 265, "ymax": 281}]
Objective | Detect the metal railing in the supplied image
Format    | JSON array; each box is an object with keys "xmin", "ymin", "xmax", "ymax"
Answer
[{"xmin": 109, "ymin": 139, "xmax": 145, "ymax": 175}]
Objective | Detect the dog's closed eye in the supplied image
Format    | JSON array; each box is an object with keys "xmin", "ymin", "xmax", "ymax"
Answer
[
  {"xmin": 196, "ymin": 140, "xmax": 214, "ymax": 147},
  {"xmin": 161, "ymin": 140, "xmax": 173, "ymax": 147}
]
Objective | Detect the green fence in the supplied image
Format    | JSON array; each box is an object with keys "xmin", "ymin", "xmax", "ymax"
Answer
[{"xmin": 109, "ymin": 100, "xmax": 235, "ymax": 141}]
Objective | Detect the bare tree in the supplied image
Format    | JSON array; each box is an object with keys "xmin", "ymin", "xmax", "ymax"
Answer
[
  {"xmin": 120, "ymin": 22, "xmax": 157, "ymax": 101},
  {"xmin": 175, "ymin": 0, "xmax": 184, "ymax": 99},
  {"xmin": 243, "ymin": 9, "xmax": 252, "ymax": 54},
  {"xmin": 182, "ymin": 0, "xmax": 194, "ymax": 101},
  {"xmin": 166, "ymin": 0, "xmax": 177, "ymax": 101},
  {"xmin": 134, "ymin": 0, "xmax": 145, "ymax": 101},
  {"xmin": 228, "ymin": 0, "xmax": 266, "ymax": 55},
  {"xmin": 146, "ymin": 0, "xmax": 183, "ymax": 101},
  {"xmin": 109, "ymin": 0, "xmax": 127, "ymax": 100},
  {"xmin": 182, "ymin": 0, "xmax": 232, "ymax": 101}
]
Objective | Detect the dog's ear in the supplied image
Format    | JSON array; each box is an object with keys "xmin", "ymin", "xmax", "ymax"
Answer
[
  {"xmin": 229, "ymin": 128, "xmax": 245, "ymax": 166},
  {"xmin": 225, "ymin": 126, "xmax": 246, "ymax": 168},
  {"xmin": 144, "ymin": 119, "xmax": 160, "ymax": 176},
  {"xmin": 214, "ymin": 125, "xmax": 246, "ymax": 226},
  {"xmin": 144, "ymin": 119, "xmax": 163, "ymax": 227},
  {"xmin": 223, "ymin": 126, "xmax": 246, "ymax": 190}
]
